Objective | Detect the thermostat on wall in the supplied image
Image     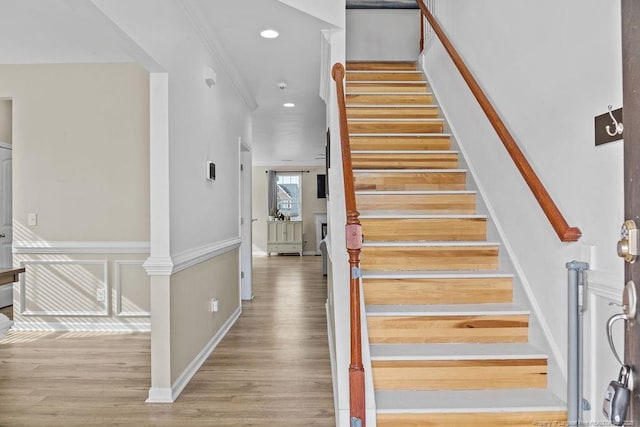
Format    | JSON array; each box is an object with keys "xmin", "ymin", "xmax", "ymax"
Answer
[{"xmin": 206, "ymin": 161, "xmax": 216, "ymax": 181}]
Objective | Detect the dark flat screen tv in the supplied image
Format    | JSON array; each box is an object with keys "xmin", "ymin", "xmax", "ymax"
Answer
[{"xmin": 317, "ymin": 174, "xmax": 326, "ymax": 199}]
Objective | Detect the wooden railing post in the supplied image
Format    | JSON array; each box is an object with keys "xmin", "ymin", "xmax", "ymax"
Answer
[
  {"xmin": 417, "ymin": 0, "xmax": 581, "ymax": 242},
  {"xmin": 332, "ymin": 62, "xmax": 366, "ymax": 427}
]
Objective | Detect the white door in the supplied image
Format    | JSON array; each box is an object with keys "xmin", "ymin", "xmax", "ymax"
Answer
[
  {"xmin": 240, "ymin": 143, "xmax": 253, "ymax": 300},
  {"xmin": 0, "ymin": 143, "xmax": 12, "ymax": 307}
]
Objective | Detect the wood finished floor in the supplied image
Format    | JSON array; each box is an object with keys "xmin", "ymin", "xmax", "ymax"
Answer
[{"xmin": 0, "ymin": 255, "xmax": 334, "ymax": 426}]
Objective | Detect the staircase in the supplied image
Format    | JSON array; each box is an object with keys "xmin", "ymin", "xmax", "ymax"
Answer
[{"xmin": 345, "ymin": 61, "xmax": 566, "ymax": 426}]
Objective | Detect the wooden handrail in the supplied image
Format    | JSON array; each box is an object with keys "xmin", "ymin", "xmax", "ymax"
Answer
[
  {"xmin": 417, "ymin": 1, "xmax": 581, "ymax": 242},
  {"xmin": 332, "ymin": 62, "xmax": 366, "ymax": 426}
]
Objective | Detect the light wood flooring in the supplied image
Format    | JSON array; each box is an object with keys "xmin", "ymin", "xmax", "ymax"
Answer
[{"xmin": 0, "ymin": 255, "xmax": 334, "ymax": 426}]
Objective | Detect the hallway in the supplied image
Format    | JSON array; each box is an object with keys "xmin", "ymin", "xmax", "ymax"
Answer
[{"xmin": 0, "ymin": 255, "xmax": 334, "ymax": 426}]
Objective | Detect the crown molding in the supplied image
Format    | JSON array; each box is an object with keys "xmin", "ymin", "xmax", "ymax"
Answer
[{"xmin": 178, "ymin": 0, "xmax": 258, "ymax": 111}]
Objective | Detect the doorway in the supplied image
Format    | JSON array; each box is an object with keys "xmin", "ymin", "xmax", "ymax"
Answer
[
  {"xmin": 0, "ymin": 99, "xmax": 12, "ymax": 309},
  {"xmin": 0, "ymin": 145, "xmax": 12, "ymax": 308},
  {"xmin": 240, "ymin": 140, "xmax": 253, "ymax": 301}
]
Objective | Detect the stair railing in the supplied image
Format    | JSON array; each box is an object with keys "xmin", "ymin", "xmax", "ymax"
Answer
[
  {"xmin": 331, "ymin": 62, "xmax": 366, "ymax": 427},
  {"xmin": 417, "ymin": 0, "xmax": 582, "ymax": 242}
]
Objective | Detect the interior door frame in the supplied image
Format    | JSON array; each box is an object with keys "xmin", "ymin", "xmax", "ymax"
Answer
[
  {"xmin": 0, "ymin": 142, "xmax": 12, "ymax": 308},
  {"xmin": 239, "ymin": 138, "xmax": 253, "ymax": 301},
  {"xmin": 622, "ymin": 0, "xmax": 640, "ymax": 421}
]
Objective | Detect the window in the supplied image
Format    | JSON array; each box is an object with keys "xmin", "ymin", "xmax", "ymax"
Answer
[
  {"xmin": 267, "ymin": 171, "xmax": 303, "ymax": 220},
  {"xmin": 275, "ymin": 173, "xmax": 302, "ymax": 220}
]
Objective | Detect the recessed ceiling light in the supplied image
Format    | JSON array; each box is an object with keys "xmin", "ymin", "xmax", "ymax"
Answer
[
  {"xmin": 283, "ymin": 102, "xmax": 295, "ymax": 108},
  {"xmin": 260, "ymin": 29, "xmax": 279, "ymax": 39}
]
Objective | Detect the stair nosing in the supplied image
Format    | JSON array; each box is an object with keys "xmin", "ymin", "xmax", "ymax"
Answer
[
  {"xmin": 350, "ymin": 133, "xmax": 450, "ymax": 138},
  {"xmin": 351, "ymin": 150, "xmax": 457, "ymax": 154},
  {"xmin": 353, "ymin": 168, "xmax": 464, "ymax": 173},
  {"xmin": 370, "ymin": 343, "xmax": 547, "ymax": 361},
  {"xmin": 347, "ymin": 104, "xmax": 438, "ymax": 108},
  {"xmin": 348, "ymin": 118, "xmax": 443, "ymax": 122},
  {"xmin": 356, "ymin": 190, "xmax": 474, "ymax": 196},
  {"xmin": 346, "ymin": 91, "xmax": 433, "ymax": 95},
  {"xmin": 361, "ymin": 270, "xmax": 512, "ymax": 279},
  {"xmin": 366, "ymin": 303, "xmax": 529, "ymax": 317},
  {"xmin": 346, "ymin": 70, "xmax": 423, "ymax": 73},
  {"xmin": 375, "ymin": 389, "xmax": 565, "ymax": 414},
  {"xmin": 346, "ymin": 80, "xmax": 427, "ymax": 83},
  {"xmin": 362, "ymin": 241, "xmax": 499, "ymax": 247},
  {"xmin": 359, "ymin": 213, "xmax": 485, "ymax": 219}
]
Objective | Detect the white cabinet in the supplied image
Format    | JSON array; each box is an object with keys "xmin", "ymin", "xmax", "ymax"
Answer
[{"xmin": 267, "ymin": 221, "xmax": 303, "ymax": 256}]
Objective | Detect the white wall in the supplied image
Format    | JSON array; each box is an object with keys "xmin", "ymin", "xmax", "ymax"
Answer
[
  {"xmin": 252, "ymin": 166, "xmax": 327, "ymax": 254},
  {"xmin": 92, "ymin": 0, "xmax": 253, "ymax": 402},
  {"xmin": 347, "ymin": 9, "xmax": 421, "ymax": 61},
  {"xmin": 0, "ymin": 63, "xmax": 151, "ymax": 330},
  {"xmin": 278, "ymin": 0, "xmax": 346, "ymax": 26},
  {"xmin": 423, "ymin": 0, "xmax": 623, "ymax": 417},
  {"xmin": 0, "ymin": 100, "xmax": 11, "ymax": 143}
]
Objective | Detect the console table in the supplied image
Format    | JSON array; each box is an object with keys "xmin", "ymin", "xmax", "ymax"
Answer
[
  {"xmin": 0, "ymin": 267, "xmax": 25, "ymax": 286},
  {"xmin": 267, "ymin": 220, "xmax": 303, "ymax": 256}
]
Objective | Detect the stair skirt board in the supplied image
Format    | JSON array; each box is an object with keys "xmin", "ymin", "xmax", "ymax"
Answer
[{"xmin": 343, "ymin": 62, "xmax": 566, "ymax": 424}]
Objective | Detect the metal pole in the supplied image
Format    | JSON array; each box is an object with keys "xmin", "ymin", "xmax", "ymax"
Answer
[{"xmin": 566, "ymin": 261, "xmax": 589, "ymax": 426}]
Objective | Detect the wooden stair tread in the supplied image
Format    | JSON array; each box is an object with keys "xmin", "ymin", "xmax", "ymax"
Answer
[
  {"xmin": 375, "ymin": 389, "xmax": 565, "ymax": 413},
  {"xmin": 346, "ymin": 71, "xmax": 423, "ymax": 75},
  {"xmin": 354, "ymin": 168, "xmax": 463, "ymax": 173},
  {"xmin": 346, "ymin": 60, "xmax": 561, "ymax": 424},
  {"xmin": 362, "ymin": 241, "xmax": 497, "ymax": 247},
  {"xmin": 349, "ymin": 118, "xmax": 442, "ymax": 121},
  {"xmin": 345, "ymin": 90, "xmax": 433, "ymax": 95},
  {"xmin": 366, "ymin": 303, "xmax": 528, "ymax": 316},
  {"xmin": 359, "ymin": 213, "xmax": 484, "ymax": 219},
  {"xmin": 370, "ymin": 343, "xmax": 546, "ymax": 361},
  {"xmin": 362, "ymin": 270, "xmax": 512, "ymax": 278},
  {"xmin": 352, "ymin": 150, "xmax": 455, "ymax": 153},
  {"xmin": 346, "ymin": 61, "xmax": 417, "ymax": 71},
  {"xmin": 347, "ymin": 104, "xmax": 438, "ymax": 108}
]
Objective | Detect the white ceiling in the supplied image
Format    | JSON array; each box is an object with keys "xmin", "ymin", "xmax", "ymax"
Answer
[
  {"xmin": 195, "ymin": 0, "xmax": 329, "ymax": 166},
  {"xmin": 0, "ymin": 0, "xmax": 330, "ymax": 166}
]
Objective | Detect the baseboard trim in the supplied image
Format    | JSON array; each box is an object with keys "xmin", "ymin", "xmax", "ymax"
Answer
[
  {"xmin": 326, "ymin": 302, "xmax": 341, "ymax": 427},
  {"xmin": 148, "ymin": 305, "xmax": 242, "ymax": 403},
  {"xmin": 172, "ymin": 238, "xmax": 241, "ymax": 274},
  {"xmin": 146, "ymin": 387, "xmax": 173, "ymax": 404}
]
